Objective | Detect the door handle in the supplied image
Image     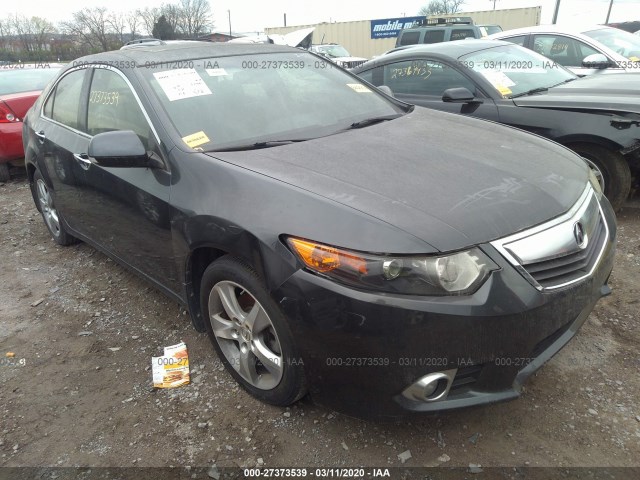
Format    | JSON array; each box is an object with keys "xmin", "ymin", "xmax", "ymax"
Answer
[
  {"xmin": 73, "ymin": 153, "xmax": 92, "ymax": 170},
  {"xmin": 35, "ymin": 130, "xmax": 46, "ymax": 144}
]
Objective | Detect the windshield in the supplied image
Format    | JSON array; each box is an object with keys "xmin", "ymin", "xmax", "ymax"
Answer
[
  {"xmin": 316, "ymin": 45, "xmax": 351, "ymax": 58},
  {"xmin": 0, "ymin": 66, "xmax": 61, "ymax": 95},
  {"xmin": 583, "ymin": 28, "xmax": 640, "ymax": 61},
  {"xmin": 459, "ymin": 44, "xmax": 577, "ymax": 98},
  {"xmin": 140, "ymin": 52, "xmax": 403, "ymax": 151}
]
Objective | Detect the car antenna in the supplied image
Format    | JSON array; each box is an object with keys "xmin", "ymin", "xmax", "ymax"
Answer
[{"xmin": 321, "ymin": 33, "xmax": 326, "ymax": 44}]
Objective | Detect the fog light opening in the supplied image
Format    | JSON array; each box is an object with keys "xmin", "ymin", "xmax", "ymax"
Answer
[{"xmin": 401, "ymin": 369, "xmax": 457, "ymax": 403}]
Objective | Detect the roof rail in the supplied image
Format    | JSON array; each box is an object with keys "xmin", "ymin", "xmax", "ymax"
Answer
[
  {"xmin": 415, "ymin": 16, "xmax": 475, "ymax": 27},
  {"xmin": 121, "ymin": 38, "xmax": 166, "ymax": 49}
]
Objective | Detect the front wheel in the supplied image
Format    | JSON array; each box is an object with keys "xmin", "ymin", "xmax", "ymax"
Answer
[
  {"xmin": 200, "ymin": 255, "xmax": 307, "ymax": 406},
  {"xmin": 568, "ymin": 143, "xmax": 631, "ymax": 211}
]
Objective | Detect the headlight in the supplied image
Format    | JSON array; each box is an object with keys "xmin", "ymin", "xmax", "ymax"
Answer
[{"xmin": 286, "ymin": 237, "xmax": 498, "ymax": 296}]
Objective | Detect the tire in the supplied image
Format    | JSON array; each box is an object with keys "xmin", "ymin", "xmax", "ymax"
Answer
[
  {"xmin": 200, "ymin": 255, "xmax": 307, "ymax": 406},
  {"xmin": 32, "ymin": 169, "xmax": 79, "ymax": 246},
  {"xmin": 0, "ymin": 163, "xmax": 9, "ymax": 182},
  {"xmin": 569, "ymin": 143, "xmax": 631, "ymax": 211}
]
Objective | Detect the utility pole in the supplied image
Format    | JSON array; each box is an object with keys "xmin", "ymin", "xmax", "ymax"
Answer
[
  {"xmin": 605, "ymin": 0, "xmax": 614, "ymax": 23},
  {"xmin": 552, "ymin": 0, "xmax": 561, "ymax": 24},
  {"xmin": 227, "ymin": 10, "xmax": 231, "ymax": 37},
  {"xmin": 284, "ymin": 13, "xmax": 287, "ymax": 27}
]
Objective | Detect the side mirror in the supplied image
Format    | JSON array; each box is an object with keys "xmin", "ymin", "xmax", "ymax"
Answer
[
  {"xmin": 442, "ymin": 87, "xmax": 483, "ymax": 104},
  {"xmin": 377, "ymin": 85, "xmax": 394, "ymax": 97},
  {"xmin": 582, "ymin": 53, "xmax": 611, "ymax": 69},
  {"xmin": 88, "ymin": 130, "xmax": 161, "ymax": 168}
]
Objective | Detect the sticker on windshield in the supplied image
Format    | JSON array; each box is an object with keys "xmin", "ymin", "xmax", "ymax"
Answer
[
  {"xmin": 629, "ymin": 56, "xmax": 640, "ymax": 62},
  {"xmin": 347, "ymin": 83, "xmax": 372, "ymax": 93},
  {"xmin": 206, "ymin": 68, "xmax": 228, "ymax": 77},
  {"xmin": 153, "ymin": 69, "xmax": 212, "ymax": 101},
  {"xmin": 480, "ymin": 70, "xmax": 516, "ymax": 87},
  {"xmin": 496, "ymin": 86, "xmax": 512, "ymax": 96},
  {"xmin": 182, "ymin": 131, "xmax": 210, "ymax": 148}
]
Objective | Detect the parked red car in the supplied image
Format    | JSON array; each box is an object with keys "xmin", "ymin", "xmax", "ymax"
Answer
[{"xmin": 0, "ymin": 63, "xmax": 62, "ymax": 181}]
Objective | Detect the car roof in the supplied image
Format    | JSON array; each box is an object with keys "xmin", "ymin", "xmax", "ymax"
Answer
[
  {"xmin": 384, "ymin": 39, "xmax": 513, "ymax": 58},
  {"xmin": 488, "ymin": 24, "xmax": 613, "ymax": 38},
  {"xmin": 76, "ymin": 42, "xmax": 300, "ymax": 65}
]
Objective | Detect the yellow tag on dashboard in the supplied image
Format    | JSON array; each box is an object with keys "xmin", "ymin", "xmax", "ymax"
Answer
[
  {"xmin": 347, "ymin": 83, "xmax": 372, "ymax": 93},
  {"xmin": 496, "ymin": 85, "xmax": 512, "ymax": 96},
  {"xmin": 182, "ymin": 131, "xmax": 210, "ymax": 148},
  {"xmin": 629, "ymin": 56, "xmax": 640, "ymax": 62}
]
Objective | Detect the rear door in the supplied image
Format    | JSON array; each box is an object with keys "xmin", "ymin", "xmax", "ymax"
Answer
[{"xmin": 34, "ymin": 67, "xmax": 90, "ymax": 229}]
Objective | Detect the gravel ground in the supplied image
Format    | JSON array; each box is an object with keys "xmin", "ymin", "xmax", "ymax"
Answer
[{"xmin": 1, "ymin": 168, "xmax": 639, "ymax": 475}]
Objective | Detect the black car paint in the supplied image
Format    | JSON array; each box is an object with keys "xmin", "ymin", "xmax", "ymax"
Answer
[
  {"xmin": 354, "ymin": 45, "xmax": 640, "ymax": 153},
  {"xmin": 23, "ymin": 43, "xmax": 615, "ymax": 417},
  {"xmin": 352, "ymin": 42, "xmax": 640, "ymax": 194}
]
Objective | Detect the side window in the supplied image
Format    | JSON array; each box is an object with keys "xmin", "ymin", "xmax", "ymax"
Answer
[
  {"xmin": 423, "ymin": 30, "xmax": 445, "ymax": 44},
  {"xmin": 399, "ymin": 31, "xmax": 420, "ymax": 46},
  {"xmin": 87, "ymin": 68, "xmax": 151, "ymax": 148},
  {"xmin": 575, "ymin": 41, "xmax": 601, "ymax": 61},
  {"xmin": 357, "ymin": 69, "xmax": 374, "ymax": 84},
  {"xmin": 532, "ymin": 35, "xmax": 588, "ymax": 67},
  {"xmin": 46, "ymin": 69, "xmax": 85, "ymax": 130},
  {"xmin": 382, "ymin": 59, "xmax": 475, "ymax": 97},
  {"xmin": 502, "ymin": 35, "xmax": 526, "ymax": 47},
  {"xmin": 450, "ymin": 29, "xmax": 475, "ymax": 41}
]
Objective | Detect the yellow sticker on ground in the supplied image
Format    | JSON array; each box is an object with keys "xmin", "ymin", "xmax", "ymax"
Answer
[
  {"xmin": 347, "ymin": 83, "xmax": 372, "ymax": 93},
  {"xmin": 496, "ymin": 85, "xmax": 512, "ymax": 96},
  {"xmin": 182, "ymin": 131, "xmax": 210, "ymax": 148}
]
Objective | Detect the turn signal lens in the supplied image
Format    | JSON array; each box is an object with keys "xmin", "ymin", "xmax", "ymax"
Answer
[{"xmin": 287, "ymin": 238, "xmax": 367, "ymax": 274}]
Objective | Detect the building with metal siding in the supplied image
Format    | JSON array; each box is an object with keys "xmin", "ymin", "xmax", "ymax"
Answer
[{"xmin": 265, "ymin": 7, "xmax": 542, "ymax": 59}]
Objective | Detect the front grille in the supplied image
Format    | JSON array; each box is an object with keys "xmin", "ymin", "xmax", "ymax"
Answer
[
  {"xmin": 524, "ymin": 216, "xmax": 606, "ymax": 288},
  {"xmin": 491, "ymin": 185, "xmax": 609, "ymax": 291}
]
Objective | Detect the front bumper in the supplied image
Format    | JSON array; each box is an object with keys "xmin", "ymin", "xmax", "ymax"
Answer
[{"xmin": 275, "ymin": 198, "xmax": 617, "ymax": 418}]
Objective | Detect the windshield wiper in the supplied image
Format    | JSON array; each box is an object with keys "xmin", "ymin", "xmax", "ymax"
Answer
[
  {"xmin": 510, "ymin": 87, "xmax": 549, "ymax": 99},
  {"xmin": 349, "ymin": 113, "xmax": 404, "ymax": 129},
  {"xmin": 211, "ymin": 139, "xmax": 309, "ymax": 152},
  {"xmin": 551, "ymin": 78, "xmax": 578, "ymax": 87}
]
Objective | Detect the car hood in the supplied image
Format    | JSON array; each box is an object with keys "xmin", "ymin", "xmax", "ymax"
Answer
[
  {"xmin": 513, "ymin": 74, "xmax": 640, "ymax": 113},
  {"xmin": 207, "ymin": 108, "xmax": 587, "ymax": 252}
]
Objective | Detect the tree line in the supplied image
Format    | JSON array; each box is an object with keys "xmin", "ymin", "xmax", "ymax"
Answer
[{"xmin": 0, "ymin": 0, "xmax": 214, "ymax": 62}]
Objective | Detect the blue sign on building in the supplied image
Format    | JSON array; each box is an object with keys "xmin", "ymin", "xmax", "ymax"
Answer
[{"xmin": 370, "ymin": 16, "xmax": 423, "ymax": 39}]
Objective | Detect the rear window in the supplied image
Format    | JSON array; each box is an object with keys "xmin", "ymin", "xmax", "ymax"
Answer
[
  {"xmin": 423, "ymin": 30, "xmax": 446, "ymax": 44},
  {"xmin": 450, "ymin": 29, "xmax": 476, "ymax": 41},
  {"xmin": 399, "ymin": 32, "xmax": 421, "ymax": 46}
]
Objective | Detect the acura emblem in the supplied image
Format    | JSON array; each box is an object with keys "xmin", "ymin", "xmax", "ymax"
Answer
[{"xmin": 573, "ymin": 222, "xmax": 588, "ymax": 249}]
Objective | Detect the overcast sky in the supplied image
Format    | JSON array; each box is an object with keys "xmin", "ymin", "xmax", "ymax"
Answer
[{"xmin": 2, "ymin": 0, "xmax": 638, "ymax": 34}]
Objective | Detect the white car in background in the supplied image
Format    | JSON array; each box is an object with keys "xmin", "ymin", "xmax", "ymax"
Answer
[{"xmin": 489, "ymin": 25, "xmax": 640, "ymax": 76}]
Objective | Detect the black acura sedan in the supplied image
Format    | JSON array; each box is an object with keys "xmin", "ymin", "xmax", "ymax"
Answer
[
  {"xmin": 24, "ymin": 42, "xmax": 616, "ymax": 418},
  {"xmin": 352, "ymin": 40, "xmax": 640, "ymax": 211}
]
